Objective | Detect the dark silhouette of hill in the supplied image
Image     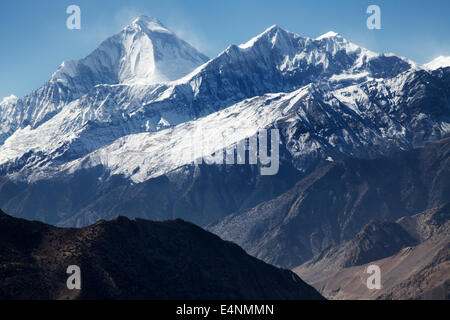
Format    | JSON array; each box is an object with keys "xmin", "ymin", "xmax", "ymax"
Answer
[{"xmin": 0, "ymin": 210, "xmax": 323, "ymax": 300}]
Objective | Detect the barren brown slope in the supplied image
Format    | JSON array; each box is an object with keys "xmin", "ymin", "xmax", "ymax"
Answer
[
  {"xmin": 0, "ymin": 209, "xmax": 323, "ymax": 300},
  {"xmin": 294, "ymin": 203, "xmax": 449, "ymax": 300},
  {"xmin": 210, "ymin": 137, "xmax": 450, "ymax": 269}
]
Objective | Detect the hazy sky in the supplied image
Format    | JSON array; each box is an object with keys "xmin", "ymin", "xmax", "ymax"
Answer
[{"xmin": 1, "ymin": 0, "xmax": 449, "ymax": 99}]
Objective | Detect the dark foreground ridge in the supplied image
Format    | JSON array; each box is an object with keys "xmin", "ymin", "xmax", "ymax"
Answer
[{"xmin": 0, "ymin": 210, "xmax": 323, "ymax": 300}]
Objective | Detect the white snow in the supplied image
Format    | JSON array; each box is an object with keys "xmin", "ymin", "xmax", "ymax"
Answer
[
  {"xmin": 329, "ymin": 71, "xmax": 370, "ymax": 82},
  {"xmin": 12, "ymin": 87, "xmax": 312, "ymax": 183},
  {"xmin": 332, "ymin": 85, "xmax": 370, "ymax": 115},
  {"xmin": 51, "ymin": 15, "xmax": 209, "ymax": 87},
  {"xmin": 132, "ymin": 16, "xmax": 172, "ymax": 34},
  {"xmin": 424, "ymin": 56, "xmax": 450, "ymax": 70},
  {"xmin": 0, "ymin": 94, "xmax": 18, "ymax": 106},
  {"xmin": 316, "ymin": 31, "xmax": 339, "ymax": 40}
]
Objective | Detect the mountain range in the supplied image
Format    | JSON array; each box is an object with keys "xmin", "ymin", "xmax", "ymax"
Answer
[
  {"xmin": 1, "ymin": 17, "xmax": 449, "ymax": 227},
  {"xmin": 0, "ymin": 16, "xmax": 449, "ymax": 300}
]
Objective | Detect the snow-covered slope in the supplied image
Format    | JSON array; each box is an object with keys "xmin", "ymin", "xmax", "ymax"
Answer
[
  {"xmin": 424, "ymin": 56, "xmax": 450, "ymax": 70},
  {"xmin": 6, "ymin": 66, "xmax": 450, "ymax": 184}
]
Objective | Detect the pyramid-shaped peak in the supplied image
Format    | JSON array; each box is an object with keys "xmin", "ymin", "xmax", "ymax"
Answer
[
  {"xmin": 265, "ymin": 24, "xmax": 281, "ymax": 32},
  {"xmin": 130, "ymin": 15, "xmax": 171, "ymax": 33},
  {"xmin": 238, "ymin": 24, "xmax": 298, "ymax": 49},
  {"xmin": 50, "ymin": 15, "xmax": 208, "ymax": 88},
  {"xmin": 133, "ymin": 15, "xmax": 162, "ymax": 23},
  {"xmin": 260, "ymin": 24, "xmax": 294, "ymax": 37}
]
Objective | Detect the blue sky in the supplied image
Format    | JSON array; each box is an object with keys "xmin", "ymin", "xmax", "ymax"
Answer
[{"xmin": 0, "ymin": 0, "xmax": 449, "ymax": 99}]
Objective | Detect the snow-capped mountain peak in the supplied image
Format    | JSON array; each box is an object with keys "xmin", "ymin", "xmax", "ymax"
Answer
[
  {"xmin": 315, "ymin": 31, "xmax": 362, "ymax": 55},
  {"xmin": 0, "ymin": 16, "xmax": 210, "ymax": 145},
  {"xmin": 233, "ymin": 25, "xmax": 410, "ymax": 84},
  {"xmin": 51, "ymin": 15, "xmax": 209, "ymax": 88},
  {"xmin": 238, "ymin": 24, "xmax": 288, "ymax": 49},
  {"xmin": 130, "ymin": 15, "xmax": 170, "ymax": 33},
  {"xmin": 424, "ymin": 56, "xmax": 450, "ymax": 70}
]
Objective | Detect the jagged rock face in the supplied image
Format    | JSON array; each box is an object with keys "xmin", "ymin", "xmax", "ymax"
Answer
[{"xmin": 0, "ymin": 210, "xmax": 323, "ymax": 300}]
